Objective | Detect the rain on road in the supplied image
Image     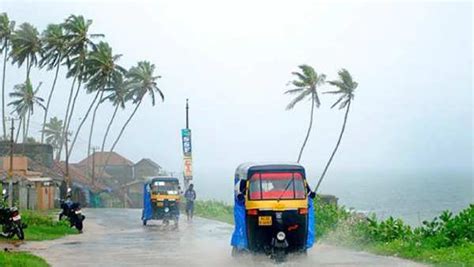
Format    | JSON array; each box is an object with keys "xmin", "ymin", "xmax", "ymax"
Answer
[{"xmin": 21, "ymin": 209, "xmax": 425, "ymax": 267}]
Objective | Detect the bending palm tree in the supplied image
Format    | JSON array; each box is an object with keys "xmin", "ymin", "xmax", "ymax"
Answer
[
  {"xmin": 314, "ymin": 69, "xmax": 357, "ymax": 192},
  {"xmin": 97, "ymin": 61, "xmax": 162, "ymax": 180},
  {"xmin": 100, "ymin": 74, "xmax": 129, "ymax": 152},
  {"xmin": 59, "ymin": 15, "xmax": 103, "ymax": 159},
  {"xmin": 0, "ymin": 13, "xmax": 15, "ymax": 139},
  {"xmin": 285, "ymin": 64, "xmax": 326, "ymax": 162},
  {"xmin": 109, "ymin": 61, "xmax": 163, "ymax": 153},
  {"xmin": 40, "ymin": 23, "xmax": 68, "ymax": 143},
  {"xmin": 79, "ymin": 41, "xmax": 125, "ymax": 161},
  {"xmin": 10, "ymin": 23, "xmax": 41, "ymax": 80},
  {"xmin": 8, "ymin": 79, "xmax": 45, "ymax": 142},
  {"xmin": 42, "ymin": 116, "xmax": 68, "ymax": 160}
]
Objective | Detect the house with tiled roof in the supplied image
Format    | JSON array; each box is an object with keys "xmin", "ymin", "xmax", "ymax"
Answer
[
  {"xmin": 134, "ymin": 158, "xmax": 163, "ymax": 180},
  {"xmin": 77, "ymin": 152, "xmax": 134, "ymax": 187}
]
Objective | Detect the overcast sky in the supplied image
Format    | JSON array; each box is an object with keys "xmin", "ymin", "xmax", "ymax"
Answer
[{"xmin": 1, "ymin": 1, "xmax": 472, "ymax": 196}]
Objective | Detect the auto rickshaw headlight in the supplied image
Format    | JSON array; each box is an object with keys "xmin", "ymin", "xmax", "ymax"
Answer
[
  {"xmin": 277, "ymin": 231, "xmax": 286, "ymax": 241},
  {"xmin": 164, "ymin": 207, "xmax": 170, "ymax": 213}
]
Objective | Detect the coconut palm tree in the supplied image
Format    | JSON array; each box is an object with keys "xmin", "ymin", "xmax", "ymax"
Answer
[
  {"xmin": 8, "ymin": 79, "xmax": 45, "ymax": 142},
  {"xmin": 0, "ymin": 13, "xmax": 15, "ymax": 139},
  {"xmin": 42, "ymin": 116, "xmax": 67, "ymax": 160},
  {"xmin": 67, "ymin": 41, "xmax": 125, "ymax": 158},
  {"xmin": 39, "ymin": 23, "xmax": 68, "ymax": 143},
  {"xmin": 59, "ymin": 15, "xmax": 103, "ymax": 158},
  {"xmin": 314, "ymin": 69, "xmax": 357, "ymax": 192},
  {"xmin": 109, "ymin": 61, "xmax": 163, "ymax": 153},
  {"xmin": 10, "ymin": 23, "xmax": 42, "ymax": 80},
  {"xmin": 285, "ymin": 64, "xmax": 326, "ymax": 162},
  {"xmin": 100, "ymin": 74, "xmax": 129, "ymax": 152}
]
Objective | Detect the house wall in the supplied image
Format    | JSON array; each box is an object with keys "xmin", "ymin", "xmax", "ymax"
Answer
[
  {"xmin": 102, "ymin": 165, "xmax": 133, "ymax": 184},
  {"xmin": 134, "ymin": 162, "xmax": 161, "ymax": 180}
]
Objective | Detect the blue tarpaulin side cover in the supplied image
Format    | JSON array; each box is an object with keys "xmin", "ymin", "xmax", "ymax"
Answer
[
  {"xmin": 142, "ymin": 184, "xmax": 152, "ymax": 221},
  {"xmin": 306, "ymin": 198, "xmax": 315, "ymax": 248},
  {"xmin": 231, "ymin": 197, "xmax": 248, "ymax": 249},
  {"xmin": 231, "ymin": 176, "xmax": 248, "ymax": 249}
]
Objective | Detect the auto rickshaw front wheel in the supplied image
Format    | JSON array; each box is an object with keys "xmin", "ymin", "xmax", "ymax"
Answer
[{"xmin": 231, "ymin": 247, "xmax": 247, "ymax": 257}]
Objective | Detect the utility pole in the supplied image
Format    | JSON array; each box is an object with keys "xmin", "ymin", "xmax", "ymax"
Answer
[
  {"xmin": 186, "ymin": 98, "xmax": 189, "ymax": 129},
  {"xmin": 64, "ymin": 136, "xmax": 70, "ymax": 190},
  {"xmin": 8, "ymin": 118, "xmax": 14, "ymax": 207}
]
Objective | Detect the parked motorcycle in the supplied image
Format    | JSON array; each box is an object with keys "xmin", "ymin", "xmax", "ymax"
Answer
[
  {"xmin": 59, "ymin": 199, "xmax": 85, "ymax": 232},
  {"xmin": 0, "ymin": 189, "xmax": 26, "ymax": 240}
]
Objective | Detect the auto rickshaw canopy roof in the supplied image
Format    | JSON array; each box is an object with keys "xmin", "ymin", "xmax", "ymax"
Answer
[{"xmin": 234, "ymin": 162, "xmax": 306, "ymax": 181}]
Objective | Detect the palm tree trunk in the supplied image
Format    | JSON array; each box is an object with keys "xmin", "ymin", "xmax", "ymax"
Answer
[
  {"xmin": 41, "ymin": 63, "xmax": 60, "ymax": 143},
  {"xmin": 86, "ymin": 90, "xmax": 104, "ymax": 164},
  {"xmin": 109, "ymin": 100, "xmax": 142, "ymax": 153},
  {"xmin": 15, "ymin": 118, "xmax": 22, "ymax": 143},
  {"xmin": 25, "ymin": 110, "xmax": 31, "ymax": 141},
  {"xmin": 2, "ymin": 42, "xmax": 9, "ymax": 139},
  {"xmin": 22, "ymin": 114, "xmax": 26, "ymax": 142},
  {"xmin": 98, "ymin": 100, "xmax": 142, "ymax": 180},
  {"xmin": 57, "ymin": 76, "xmax": 77, "ymax": 160},
  {"xmin": 68, "ymin": 89, "xmax": 102, "ymax": 158},
  {"xmin": 26, "ymin": 57, "xmax": 30, "ymax": 81},
  {"xmin": 314, "ymin": 101, "xmax": 351, "ymax": 192},
  {"xmin": 297, "ymin": 94, "xmax": 315, "ymax": 163},
  {"xmin": 65, "ymin": 77, "xmax": 83, "ymax": 137},
  {"xmin": 101, "ymin": 104, "xmax": 119, "ymax": 152}
]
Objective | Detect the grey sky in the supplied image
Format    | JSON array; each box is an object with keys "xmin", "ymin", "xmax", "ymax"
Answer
[{"xmin": 1, "ymin": 1, "xmax": 472, "ymax": 196}]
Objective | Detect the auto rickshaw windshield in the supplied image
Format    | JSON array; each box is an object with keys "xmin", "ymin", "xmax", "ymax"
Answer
[
  {"xmin": 151, "ymin": 180, "xmax": 179, "ymax": 195},
  {"xmin": 248, "ymin": 172, "xmax": 306, "ymax": 200}
]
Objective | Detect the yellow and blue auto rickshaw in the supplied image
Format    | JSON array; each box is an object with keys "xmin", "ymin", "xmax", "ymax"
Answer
[
  {"xmin": 142, "ymin": 176, "xmax": 181, "ymax": 227},
  {"xmin": 231, "ymin": 162, "xmax": 315, "ymax": 261}
]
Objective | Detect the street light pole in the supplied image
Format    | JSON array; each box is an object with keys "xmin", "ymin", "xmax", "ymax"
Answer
[
  {"xmin": 186, "ymin": 98, "xmax": 189, "ymax": 129},
  {"xmin": 64, "ymin": 136, "xmax": 70, "ymax": 190},
  {"xmin": 8, "ymin": 118, "xmax": 14, "ymax": 207}
]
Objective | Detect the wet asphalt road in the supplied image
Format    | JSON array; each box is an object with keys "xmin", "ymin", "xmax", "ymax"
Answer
[{"xmin": 22, "ymin": 209, "xmax": 425, "ymax": 267}]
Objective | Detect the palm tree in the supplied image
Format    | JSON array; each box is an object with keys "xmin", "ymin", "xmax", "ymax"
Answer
[
  {"xmin": 40, "ymin": 24, "xmax": 68, "ymax": 143},
  {"xmin": 10, "ymin": 23, "xmax": 41, "ymax": 80},
  {"xmin": 100, "ymin": 74, "xmax": 129, "ymax": 152},
  {"xmin": 42, "ymin": 116, "xmax": 67, "ymax": 160},
  {"xmin": 67, "ymin": 41, "xmax": 125, "ymax": 158},
  {"xmin": 314, "ymin": 69, "xmax": 357, "ymax": 192},
  {"xmin": 285, "ymin": 64, "xmax": 326, "ymax": 162},
  {"xmin": 0, "ymin": 13, "xmax": 15, "ymax": 139},
  {"xmin": 8, "ymin": 79, "xmax": 45, "ymax": 142},
  {"xmin": 109, "ymin": 61, "xmax": 163, "ymax": 153},
  {"xmin": 59, "ymin": 15, "xmax": 103, "ymax": 158}
]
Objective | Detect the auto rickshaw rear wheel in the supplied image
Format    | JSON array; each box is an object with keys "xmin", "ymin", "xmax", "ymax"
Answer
[{"xmin": 142, "ymin": 220, "xmax": 147, "ymax": 226}]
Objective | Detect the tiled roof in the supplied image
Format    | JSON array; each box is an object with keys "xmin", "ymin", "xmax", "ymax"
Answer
[
  {"xmin": 78, "ymin": 152, "xmax": 134, "ymax": 167},
  {"xmin": 134, "ymin": 158, "xmax": 161, "ymax": 169}
]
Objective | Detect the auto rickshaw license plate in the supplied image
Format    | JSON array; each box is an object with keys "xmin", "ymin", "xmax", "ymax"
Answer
[{"xmin": 258, "ymin": 216, "xmax": 272, "ymax": 226}]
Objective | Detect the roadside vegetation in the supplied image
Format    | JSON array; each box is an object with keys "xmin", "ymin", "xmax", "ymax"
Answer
[
  {"xmin": 0, "ymin": 210, "xmax": 76, "ymax": 241},
  {"xmin": 195, "ymin": 199, "xmax": 474, "ymax": 266},
  {"xmin": 0, "ymin": 251, "xmax": 48, "ymax": 267},
  {"xmin": 21, "ymin": 210, "xmax": 77, "ymax": 240}
]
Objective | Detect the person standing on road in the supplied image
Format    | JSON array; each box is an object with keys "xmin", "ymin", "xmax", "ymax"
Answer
[{"xmin": 184, "ymin": 184, "xmax": 196, "ymax": 222}]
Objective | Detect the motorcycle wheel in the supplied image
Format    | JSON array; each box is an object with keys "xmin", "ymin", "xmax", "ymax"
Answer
[
  {"xmin": 75, "ymin": 219, "xmax": 83, "ymax": 231},
  {"xmin": 15, "ymin": 224, "xmax": 24, "ymax": 240}
]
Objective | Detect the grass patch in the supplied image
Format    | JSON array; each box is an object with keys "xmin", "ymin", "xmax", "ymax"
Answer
[
  {"xmin": 0, "ymin": 210, "xmax": 77, "ymax": 241},
  {"xmin": 0, "ymin": 251, "xmax": 49, "ymax": 267},
  {"xmin": 195, "ymin": 200, "xmax": 233, "ymax": 224}
]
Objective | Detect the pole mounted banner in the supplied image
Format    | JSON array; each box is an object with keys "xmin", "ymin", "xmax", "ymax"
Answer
[{"xmin": 182, "ymin": 99, "xmax": 193, "ymax": 182}]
